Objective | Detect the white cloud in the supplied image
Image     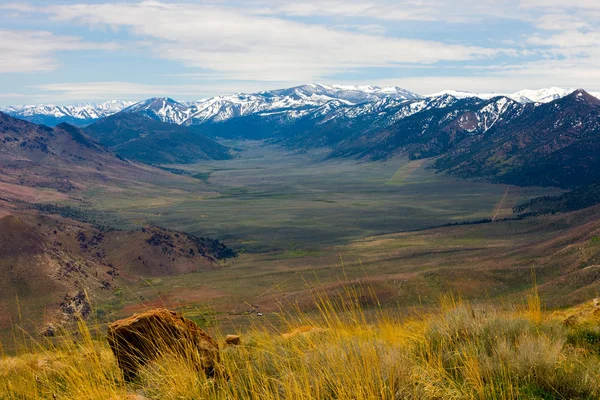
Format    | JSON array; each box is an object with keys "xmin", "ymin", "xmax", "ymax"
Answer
[
  {"xmin": 0, "ymin": 3, "xmax": 35, "ymax": 12},
  {"xmin": 261, "ymin": 1, "xmax": 439, "ymax": 21},
  {"xmin": 0, "ymin": 30, "xmax": 118, "ymax": 73},
  {"xmin": 362, "ymin": 58, "xmax": 600, "ymax": 94},
  {"xmin": 333, "ymin": 24, "xmax": 388, "ymax": 36},
  {"xmin": 519, "ymin": 0, "xmax": 600, "ymax": 10},
  {"xmin": 31, "ymin": 80, "xmax": 301, "ymax": 103},
  {"xmin": 533, "ymin": 14, "xmax": 589, "ymax": 31},
  {"xmin": 44, "ymin": 1, "xmax": 509, "ymax": 82},
  {"xmin": 3, "ymin": 0, "xmax": 600, "ymax": 103}
]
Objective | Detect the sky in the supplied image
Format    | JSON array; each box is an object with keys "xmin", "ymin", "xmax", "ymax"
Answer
[{"xmin": 1, "ymin": 0, "xmax": 599, "ymax": 105}]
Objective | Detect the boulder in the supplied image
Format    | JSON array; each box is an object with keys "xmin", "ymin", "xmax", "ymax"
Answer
[
  {"xmin": 224, "ymin": 334, "xmax": 241, "ymax": 345},
  {"xmin": 107, "ymin": 309, "xmax": 220, "ymax": 381}
]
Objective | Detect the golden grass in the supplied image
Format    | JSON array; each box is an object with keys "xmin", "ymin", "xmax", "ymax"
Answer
[{"xmin": 2, "ymin": 285, "xmax": 600, "ymax": 400}]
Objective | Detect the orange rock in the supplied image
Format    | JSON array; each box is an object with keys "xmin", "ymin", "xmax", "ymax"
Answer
[{"xmin": 107, "ymin": 309, "xmax": 220, "ymax": 381}]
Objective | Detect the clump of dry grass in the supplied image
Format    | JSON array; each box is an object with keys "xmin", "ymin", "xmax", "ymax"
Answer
[{"xmin": 2, "ymin": 285, "xmax": 600, "ymax": 399}]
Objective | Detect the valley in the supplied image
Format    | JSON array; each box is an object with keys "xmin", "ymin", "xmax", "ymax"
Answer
[
  {"xmin": 84, "ymin": 141, "xmax": 554, "ymax": 251},
  {"xmin": 1, "ymin": 140, "xmax": 571, "ymax": 344},
  {"xmin": 0, "ymin": 86, "xmax": 598, "ymax": 356}
]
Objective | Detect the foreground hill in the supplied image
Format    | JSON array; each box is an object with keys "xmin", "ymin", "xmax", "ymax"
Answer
[
  {"xmin": 85, "ymin": 112, "xmax": 231, "ymax": 164},
  {"xmin": 2, "ymin": 290, "xmax": 600, "ymax": 399},
  {"xmin": 0, "ymin": 212, "xmax": 235, "ymax": 332}
]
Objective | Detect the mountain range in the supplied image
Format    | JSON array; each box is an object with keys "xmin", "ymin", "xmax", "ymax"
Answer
[
  {"xmin": 3, "ymin": 84, "xmax": 600, "ymax": 192},
  {"xmin": 3, "ymin": 85, "xmax": 598, "ymax": 127},
  {"xmin": 0, "ymin": 100, "xmax": 135, "ymax": 126}
]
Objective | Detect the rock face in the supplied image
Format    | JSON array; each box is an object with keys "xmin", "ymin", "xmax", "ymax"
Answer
[{"xmin": 107, "ymin": 309, "xmax": 220, "ymax": 381}]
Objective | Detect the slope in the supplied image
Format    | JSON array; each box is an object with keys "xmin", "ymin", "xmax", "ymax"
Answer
[
  {"xmin": 0, "ymin": 212, "xmax": 236, "ymax": 333},
  {"xmin": 0, "ymin": 111, "xmax": 204, "ymax": 200},
  {"xmin": 434, "ymin": 90, "xmax": 600, "ymax": 188},
  {"xmin": 85, "ymin": 112, "xmax": 231, "ymax": 164}
]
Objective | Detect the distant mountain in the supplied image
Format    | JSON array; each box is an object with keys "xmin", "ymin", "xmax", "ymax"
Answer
[
  {"xmin": 197, "ymin": 89, "xmax": 600, "ymax": 191},
  {"xmin": 3, "ymin": 85, "xmax": 596, "ymax": 129},
  {"xmin": 509, "ymin": 87, "xmax": 579, "ymax": 103},
  {"xmin": 85, "ymin": 112, "xmax": 231, "ymax": 164},
  {"xmin": 117, "ymin": 84, "xmax": 423, "ymax": 126},
  {"xmin": 426, "ymin": 88, "xmax": 581, "ymax": 103},
  {"xmin": 4, "ymin": 85, "xmax": 600, "ymax": 192},
  {"xmin": 0, "ymin": 100, "xmax": 134, "ymax": 126},
  {"xmin": 328, "ymin": 95, "xmax": 527, "ymax": 160},
  {"xmin": 434, "ymin": 90, "xmax": 600, "ymax": 188}
]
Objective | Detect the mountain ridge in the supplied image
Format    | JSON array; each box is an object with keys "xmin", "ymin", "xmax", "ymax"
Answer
[{"xmin": 4, "ymin": 85, "xmax": 597, "ymax": 127}]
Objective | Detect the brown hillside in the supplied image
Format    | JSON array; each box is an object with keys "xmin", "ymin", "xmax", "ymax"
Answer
[
  {"xmin": 0, "ymin": 213, "xmax": 235, "ymax": 332},
  {"xmin": 0, "ymin": 111, "xmax": 198, "ymax": 199}
]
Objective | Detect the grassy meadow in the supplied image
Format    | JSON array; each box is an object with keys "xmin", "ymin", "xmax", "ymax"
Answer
[
  {"xmin": 2, "ymin": 285, "xmax": 600, "ymax": 399},
  {"xmin": 81, "ymin": 141, "xmax": 558, "ymax": 252},
  {"xmin": 16, "ymin": 140, "xmax": 586, "ymax": 335}
]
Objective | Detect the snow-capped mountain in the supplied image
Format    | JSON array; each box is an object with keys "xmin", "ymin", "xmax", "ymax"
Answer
[
  {"xmin": 122, "ymin": 97, "xmax": 192, "ymax": 125},
  {"xmin": 509, "ymin": 87, "xmax": 576, "ymax": 103},
  {"xmin": 427, "ymin": 87, "xmax": 600, "ymax": 104},
  {"xmin": 0, "ymin": 100, "xmax": 134, "ymax": 126},
  {"xmin": 2, "ymin": 85, "xmax": 597, "ymax": 129},
  {"xmin": 118, "ymin": 84, "xmax": 423, "ymax": 126}
]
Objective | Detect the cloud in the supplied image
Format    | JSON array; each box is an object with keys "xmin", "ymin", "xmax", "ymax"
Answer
[
  {"xmin": 519, "ymin": 0, "xmax": 600, "ymax": 10},
  {"xmin": 4, "ymin": 0, "xmax": 600, "ymax": 103},
  {"xmin": 31, "ymin": 80, "xmax": 301, "ymax": 103},
  {"xmin": 44, "ymin": 1, "xmax": 510, "ymax": 82},
  {"xmin": 362, "ymin": 58, "xmax": 600, "ymax": 94},
  {"xmin": 334, "ymin": 24, "xmax": 388, "ymax": 36},
  {"xmin": 0, "ymin": 3, "xmax": 35, "ymax": 12},
  {"xmin": 533, "ymin": 14, "xmax": 589, "ymax": 31},
  {"xmin": 260, "ymin": 1, "xmax": 439, "ymax": 22},
  {"xmin": 0, "ymin": 30, "xmax": 118, "ymax": 73}
]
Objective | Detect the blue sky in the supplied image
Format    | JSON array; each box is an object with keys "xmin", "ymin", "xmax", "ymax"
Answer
[{"xmin": 1, "ymin": 0, "xmax": 599, "ymax": 105}]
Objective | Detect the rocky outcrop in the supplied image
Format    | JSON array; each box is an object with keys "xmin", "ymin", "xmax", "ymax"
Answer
[{"xmin": 107, "ymin": 309, "xmax": 221, "ymax": 381}]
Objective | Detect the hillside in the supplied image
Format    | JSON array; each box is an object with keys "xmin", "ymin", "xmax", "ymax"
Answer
[
  {"xmin": 0, "ymin": 212, "xmax": 235, "ymax": 333},
  {"xmin": 0, "ymin": 112, "xmax": 187, "ymax": 196},
  {"xmin": 85, "ymin": 112, "xmax": 231, "ymax": 164},
  {"xmin": 434, "ymin": 90, "xmax": 600, "ymax": 188},
  {"xmin": 515, "ymin": 182, "xmax": 600, "ymax": 216},
  {"xmin": 0, "ymin": 111, "xmax": 220, "ymax": 217},
  {"xmin": 2, "ymin": 290, "xmax": 600, "ymax": 399},
  {"xmin": 326, "ymin": 96, "xmax": 526, "ymax": 160}
]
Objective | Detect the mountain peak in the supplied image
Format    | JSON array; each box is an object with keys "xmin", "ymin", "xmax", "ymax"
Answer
[{"xmin": 564, "ymin": 89, "xmax": 600, "ymax": 105}]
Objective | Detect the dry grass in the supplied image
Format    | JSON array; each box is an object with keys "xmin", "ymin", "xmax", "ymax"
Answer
[{"xmin": 2, "ymin": 285, "xmax": 600, "ymax": 400}]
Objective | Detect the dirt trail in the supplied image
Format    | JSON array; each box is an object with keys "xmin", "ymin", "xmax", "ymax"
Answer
[{"xmin": 492, "ymin": 186, "xmax": 511, "ymax": 222}]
